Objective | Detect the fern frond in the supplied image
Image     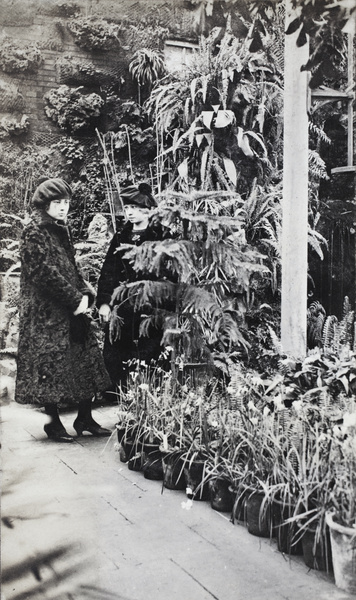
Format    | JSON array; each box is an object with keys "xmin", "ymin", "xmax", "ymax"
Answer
[
  {"xmin": 322, "ymin": 315, "xmax": 339, "ymax": 353},
  {"xmin": 111, "ymin": 280, "xmax": 177, "ymax": 312},
  {"xmin": 308, "ymin": 121, "xmax": 331, "ymax": 145},
  {"xmin": 267, "ymin": 325, "xmax": 283, "ymax": 355},
  {"xmin": 122, "ymin": 239, "xmax": 197, "ymax": 283},
  {"xmin": 342, "ymin": 296, "xmax": 351, "ymax": 319},
  {"xmin": 307, "ymin": 301, "xmax": 326, "ymax": 347},
  {"xmin": 307, "ymin": 227, "xmax": 327, "ymax": 259},
  {"xmin": 108, "ymin": 305, "xmax": 124, "ymax": 344},
  {"xmin": 308, "ymin": 150, "xmax": 329, "ymax": 180}
]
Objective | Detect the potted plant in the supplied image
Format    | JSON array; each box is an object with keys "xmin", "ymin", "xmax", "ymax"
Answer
[
  {"xmin": 115, "ymin": 361, "xmax": 167, "ymax": 469},
  {"xmin": 204, "ymin": 406, "xmax": 246, "ymax": 514},
  {"xmin": 230, "ymin": 402, "xmax": 283, "ymax": 539},
  {"xmin": 207, "ymin": 457, "xmax": 236, "ymax": 513},
  {"xmin": 326, "ymin": 405, "xmax": 356, "ymax": 594},
  {"xmin": 179, "ymin": 390, "xmax": 220, "ymax": 501},
  {"xmin": 279, "ymin": 402, "xmax": 335, "ymax": 571}
]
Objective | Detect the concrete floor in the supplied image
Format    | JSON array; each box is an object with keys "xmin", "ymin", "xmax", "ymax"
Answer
[{"xmin": 1, "ymin": 401, "xmax": 355, "ymax": 600}]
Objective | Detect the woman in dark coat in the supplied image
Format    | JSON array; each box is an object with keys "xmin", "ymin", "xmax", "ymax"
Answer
[
  {"xmin": 97, "ymin": 183, "xmax": 170, "ymax": 391},
  {"xmin": 15, "ymin": 178, "xmax": 112, "ymax": 442}
]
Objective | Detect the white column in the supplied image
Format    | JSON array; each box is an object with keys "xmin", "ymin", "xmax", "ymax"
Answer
[{"xmin": 281, "ymin": 1, "xmax": 309, "ymax": 358}]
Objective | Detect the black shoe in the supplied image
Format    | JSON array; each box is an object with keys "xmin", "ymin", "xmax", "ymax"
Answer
[
  {"xmin": 44, "ymin": 423, "xmax": 74, "ymax": 443},
  {"xmin": 73, "ymin": 417, "xmax": 111, "ymax": 437}
]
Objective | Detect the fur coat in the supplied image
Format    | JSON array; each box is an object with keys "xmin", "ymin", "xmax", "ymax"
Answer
[{"xmin": 15, "ymin": 209, "xmax": 110, "ymax": 406}]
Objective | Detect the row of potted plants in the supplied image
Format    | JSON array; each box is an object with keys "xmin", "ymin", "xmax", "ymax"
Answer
[{"xmin": 114, "ymin": 347, "xmax": 356, "ymax": 595}]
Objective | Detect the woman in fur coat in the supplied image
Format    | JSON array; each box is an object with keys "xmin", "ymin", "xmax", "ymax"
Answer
[{"xmin": 15, "ymin": 178, "xmax": 112, "ymax": 442}]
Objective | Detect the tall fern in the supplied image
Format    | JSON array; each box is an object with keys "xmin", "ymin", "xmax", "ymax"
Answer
[{"xmin": 108, "ymin": 188, "xmax": 270, "ymax": 367}]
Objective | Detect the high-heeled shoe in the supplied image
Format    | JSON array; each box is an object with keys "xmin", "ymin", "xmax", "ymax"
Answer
[
  {"xmin": 73, "ymin": 417, "xmax": 111, "ymax": 437},
  {"xmin": 44, "ymin": 423, "xmax": 74, "ymax": 443}
]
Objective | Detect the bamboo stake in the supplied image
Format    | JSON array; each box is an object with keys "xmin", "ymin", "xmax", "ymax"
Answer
[
  {"xmin": 96, "ymin": 129, "xmax": 125, "ymax": 232},
  {"xmin": 124, "ymin": 124, "xmax": 134, "ymax": 183}
]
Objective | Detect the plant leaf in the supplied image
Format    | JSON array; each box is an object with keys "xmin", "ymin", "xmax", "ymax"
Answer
[{"xmin": 222, "ymin": 157, "xmax": 237, "ymax": 186}]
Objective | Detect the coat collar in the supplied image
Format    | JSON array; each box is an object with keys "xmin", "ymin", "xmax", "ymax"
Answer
[{"xmin": 31, "ymin": 208, "xmax": 68, "ymax": 230}]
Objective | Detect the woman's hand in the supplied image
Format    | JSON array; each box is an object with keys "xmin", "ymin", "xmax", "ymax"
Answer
[
  {"xmin": 99, "ymin": 303, "xmax": 111, "ymax": 324},
  {"xmin": 73, "ymin": 295, "xmax": 89, "ymax": 315}
]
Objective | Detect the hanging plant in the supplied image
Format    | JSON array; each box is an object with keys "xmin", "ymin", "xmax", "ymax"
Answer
[
  {"xmin": 0, "ymin": 37, "xmax": 42, "ymax": 74},
  {"xmin": 0, "ymin": 114, "xmax": 30, "ymax": 139},
  {"xmin": 48, "ymin": 1, "xmax": 80, "ymax": 17},
  {"xmin": 56, "ymin": 54, "xmax": 113, "ymax": 87},
  {"xmin": 123, "ymin": 23, "xmax": 169, "ymax": 53},
  {"xmin": 67, "ymin": 17, "xmax": 121, "ymax": 51},
  {"xmin": 44, "ymin": 85, "xmax": 104, "ymax": 133},
  {"xmin": 0, "ymin": 79, "xmax": 25, "ymax": 113}
]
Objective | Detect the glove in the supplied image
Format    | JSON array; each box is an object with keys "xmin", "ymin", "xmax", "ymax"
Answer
[{"xmin": 99, "ymin": 303, "xmax": 111, "ymax": 323}]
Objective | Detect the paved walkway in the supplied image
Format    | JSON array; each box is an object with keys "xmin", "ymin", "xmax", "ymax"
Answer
[{"xmin": 1, "ymin": 401, "xmax": 355, "ymax": 600}]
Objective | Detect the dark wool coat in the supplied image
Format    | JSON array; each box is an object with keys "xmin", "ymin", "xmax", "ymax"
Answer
[
  {"xmin": 96, "ymin": 219, "xmax": 170, "ymax": 387},
  {"xmin": 15, "ymin": 210, "xmax": 111, "ymax": 406}
]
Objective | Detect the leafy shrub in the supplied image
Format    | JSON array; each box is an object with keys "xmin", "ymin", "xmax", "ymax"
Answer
[
  {"xmin": 0, "ymin": 115, "xmax": 30, "ymax": 139},
  {"xmin": 67, "ymin": 16, "xmax": 121, "ymax": 51},
  {"xmin": 56, "ymin": 54, "xmax": 117, "ymax": 87},
  {"xmin": 0, "ymin": 37, "xmax": 42, "ymax": 74},
  {"xmin": 48, "ymin": 1, "xmax": 80, "ymax": 17},
  {"xmin": 123, "ymin": 23, "xmax": 169, "ymax": 53},
  {"xmin": 105, "ymin": 98, "xmax": 143, "ymax": 130},
  {"xmin": 44, "ymin": 85, "xmax": 104, "ymax": 132},
  {"xmin": 54, "ymin": 136, "xmax": 86, "ymax": 171},
  {"xmin": 54, "ymin": 136, "xmax": 107, "ymax": 237},
  {"xmin": 0, "ymin": 78, "xmax": 25, "ymax": 112},
  {"xmin": 0, "ymin": 141, "xmax": 60, "ymax": 212}
]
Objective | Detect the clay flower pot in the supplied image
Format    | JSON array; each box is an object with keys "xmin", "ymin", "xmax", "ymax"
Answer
[
  {"xmin": 300, "ymin": 525, "xmax": 332, "ymax": 572},
  {"xmin": 142, "ymin": 444, "xmax": 163, "ymax": 480},
  {"xmin": 183, "ymin": 459, "xmax": 210, "ymax": 501},
  {"xmin": 272, "ymin": 499, "xmax": 303, "ymax": 556},
  {"xmin": 161, "ymin": 451, "xmax": 186, "ymax": 490},
  {"xmin": 326, "ymin": 511, "xmax": 356, "ymax": 594},
  {"xmin": 209, "ymin": 478, "xmax": 234, "ymax": 513},
  {"xmin": 245, "ymin": 488, "xmax": 273, "ymax": 538}
]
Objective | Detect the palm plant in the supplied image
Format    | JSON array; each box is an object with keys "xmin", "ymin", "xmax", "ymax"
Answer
[{"xmin": 129, "ymin": 49, "xmax": 166, "ymax": 105}]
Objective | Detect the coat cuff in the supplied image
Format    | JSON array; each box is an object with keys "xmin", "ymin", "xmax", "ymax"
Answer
[{"xmin": 96, "ymin": 293, "xmax": 112, "ymax": 308}]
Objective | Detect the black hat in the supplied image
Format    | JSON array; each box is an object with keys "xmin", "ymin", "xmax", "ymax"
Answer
[
  {"xmin": 121, "ymin": 183, "xmax": 157, "ymax": 209},
  {"xmin": 32, "ymin": 178, "xmax": 72, "ymax": 208}
]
